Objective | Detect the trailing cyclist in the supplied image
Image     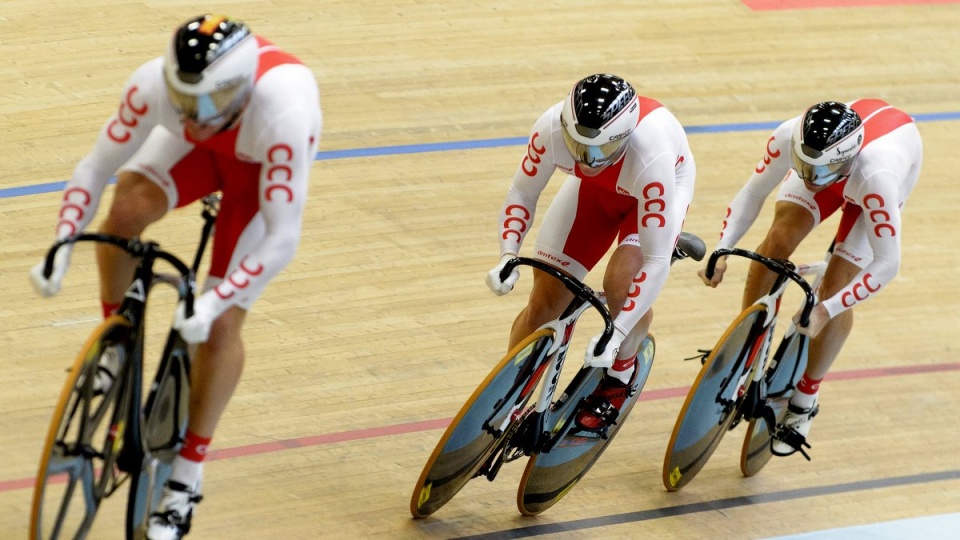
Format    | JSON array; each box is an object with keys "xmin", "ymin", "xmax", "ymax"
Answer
[{"xmin": 698, "ymin": 100, "xmax": 923, "ymax": 456}]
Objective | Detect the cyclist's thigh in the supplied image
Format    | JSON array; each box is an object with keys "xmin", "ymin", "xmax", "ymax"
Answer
[
  {"xmin": 534, "ymin": 175, "xmax": 634, "ymax": 281},
  {"xmin": 107, "ymin": 173, "xmax": 170, "ymax": 232},
  {"xmin": 526, "ymin": 269, "xmax": 576, "ymax": 319},
  {"xmin": 118, "ymin": 127, "xmax": 220, "ymax": 211},
  {"xmin": 601, "ymin": 242, "xmax": 643, "ymax": 314}
]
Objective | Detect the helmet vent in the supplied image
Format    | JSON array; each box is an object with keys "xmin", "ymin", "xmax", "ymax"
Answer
[
  {"xmin": 575, "ymin": 124, "xmax": 601, "ymax": 138},
  {"xmin": 177, "ymin": 71, "xmax": 204, "ymax": 84}
]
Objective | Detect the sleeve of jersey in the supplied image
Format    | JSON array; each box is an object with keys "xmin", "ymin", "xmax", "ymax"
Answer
[
  {"xmin": 206, "ymin": 110, "xmax": 319, "ymax": 314},
  {"xmin": 611, "ymin": 156, "xmax": 680, "ymax": 334},
  {"xmin": 497, "ymin": 116, "xmax": 557, "ymax": 257},
  {"xmin": 55, "ymin": 63, "xmax": 160, "ymax": 240},
  {"xmin": 821, "ymin": 174, "xmax": 902, "ymax": 317},
  {"xmin": 716, "ymin": 123, "xmax": 793, "ymax": 250}
]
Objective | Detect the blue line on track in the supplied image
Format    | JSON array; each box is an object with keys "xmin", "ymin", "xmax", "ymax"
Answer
[{"xmin": 4, "ymin": 111, "xmax": 958, "ymax": 200}]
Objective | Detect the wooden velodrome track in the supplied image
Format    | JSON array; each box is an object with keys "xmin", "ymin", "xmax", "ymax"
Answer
[{"xmin": 2, "ymin": 1, "xmax": 959, "ymax": 538}]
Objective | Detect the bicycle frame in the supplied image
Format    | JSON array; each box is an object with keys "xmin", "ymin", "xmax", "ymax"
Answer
[
  {"xmin": 705, "ymin": 248, "xmax": 827, "ymax": 426},
  {"xmin": 414, "ymin": 236, "xmax": 704, "ymax": 517},
  {"xmin": 491, "ymin": 258, "xmax": 615, "ymax": 458},
  {"xmin": 36, "ymin": 194, "xmax": 218, "ymax": 538}
]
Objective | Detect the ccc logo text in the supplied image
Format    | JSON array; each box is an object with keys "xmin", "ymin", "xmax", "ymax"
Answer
[
  {"xmin": 264, "ymin": 144, "xmax": 296, "ymax": 202},
  {"xmin": 864, "ymin": 193, "xmax": 896, "ymax": 237},
  {"xmin": 521, "ymin": 133, "xmax": 546, "ymax": 177},
  {"xmin": 502, "ymin": 204, "xmax": 530, "ymax": 243},
  {"xmin": 755, "ymin": 136, "xmax": 780, "ymax": 174},
  {"xmin": 641, "ymin": 182, "xmax": 666, "ymax": 228},
  {"xmin": 106, "ymin": 86, "xmax": 149, "ymax": 144},
  {"xmin": 841, "ymin": 273, "xmax": 881, "ymax": 308}
]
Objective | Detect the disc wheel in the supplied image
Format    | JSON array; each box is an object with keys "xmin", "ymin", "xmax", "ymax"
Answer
[
  {"xmin": 518, "ymin": 335, "xmax": 655, "ymax": 515},
  {"xmin": 662, "ymin": 305, "xmax": 768, "ymax": 491},
  {"xmin": 740, "ymin": 332, "xmax": 808, "ymax": 476},
  {"xmin": 410, "ymin": 329, "xmax": 555, "ymax": 518}
]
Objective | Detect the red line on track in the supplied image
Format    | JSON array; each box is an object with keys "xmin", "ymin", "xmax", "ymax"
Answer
[
  {"xmin": 744, "ymin": 0, "xmax": 960, "ymax": 9},
  {"xmin": 6, "ymin": 361, "xmax": 958, "ymax": 493}
]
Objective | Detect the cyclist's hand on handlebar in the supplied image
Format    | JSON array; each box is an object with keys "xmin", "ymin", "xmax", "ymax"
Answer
[
  {"xmin": 29, "ymin": 244, "xmax": 73, "ymax": 298},
  {"xmin": 173, "ymin": 294, "xmax": 219, "ymax": 344},
  {"xmin": 794, "ymin": 303, "xmax": 830, "ymax": 338},
  {"xmin": 584, "ymin": 326, "xmax": 627, "ymax": 369},
  {"xmin": 485, "ymin": 254, "xmax": 520, "ymax": 296},
  {"xmin": 698, "ymin": 256, "xmax": 728, "ymax": 288}
]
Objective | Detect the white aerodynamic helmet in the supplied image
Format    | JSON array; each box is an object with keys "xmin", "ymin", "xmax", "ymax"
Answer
[
  {"xmin": 163, "ymin": 14, "xmax": 259, "ymax": 126},
  {"xmin": 790, "ymin": 101, "xmax": 865, "ymax": 187},
  {"xmin": 560, "ymin": 74, "xmax": 640, "ymax": 169}
]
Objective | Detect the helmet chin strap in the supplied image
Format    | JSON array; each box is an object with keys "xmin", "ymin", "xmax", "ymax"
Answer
[
  {"xmin": 217, "ymin": 110, "xmax": 244, "ymax": 134},
  {"xmin": 215, "ymin": 94, "xmax": 252, "ymax": 135}
]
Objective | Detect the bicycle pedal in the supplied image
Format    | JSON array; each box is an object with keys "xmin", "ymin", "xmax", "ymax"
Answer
[
  {"xmin": 771, "ymin": 426, "xmax": 813, "ymax": 461},
  {"xmin": 574, "ymin": 401, "xmax": 619, "ymax": 436},
  {"xmin": 684, "ymin": 349, "xmax": 711, "ymax": 364}
]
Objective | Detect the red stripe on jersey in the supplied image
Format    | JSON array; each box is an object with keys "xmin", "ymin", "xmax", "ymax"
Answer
[
  {"xmin": 854, "ymin": 102, "xmax": 914, "ymax": 149},
  {"xmin": 254, "ymin": 36, "xmax": 304, "ymax": 81},
  {"xmin": 638, "ymin": 97, "xmax": 663, "ymax": 122},
  {"xmin": 744, "ymin": 0, "xmax": 960, "ymax": 10},
  {"xmin": 849, "ymin": 99, "xmax": 891, "ymax": 120},
  {"xmin": 576, "ymin": 156, "xmax": 626, "ymax": 192}
]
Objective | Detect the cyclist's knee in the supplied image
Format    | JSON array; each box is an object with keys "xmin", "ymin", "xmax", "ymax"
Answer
[
  {"xmin": 103, "ymin": 172, "xmax": 168, "ymax": 235},
  {"xmin": 198, "ymin": 310, "xmax": 247, "ymax": 356}
]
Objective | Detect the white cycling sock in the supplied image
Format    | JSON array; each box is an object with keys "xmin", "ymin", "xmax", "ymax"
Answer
[
  {"xmin": 607, "ymin": 356, "xmax": 636, "ymax": 385},
  {"xmin": 790, "ymin": 389, "xmax": 818, "ymax": 410},
  {"xmin": 169, "ymin": 456, "xmax": 204, "ymax": 492}
]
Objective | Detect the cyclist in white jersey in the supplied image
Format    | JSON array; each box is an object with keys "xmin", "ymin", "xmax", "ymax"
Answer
[
  {"xmin": 699, "ymin": 100, "xmax": 922, "ymax": 456},
  {"xmin": 28, "ymin": 14, "xmax": 322, "ymax": 539},
  {"xmin": 486, "ymin": 73, "xmax": 696, "ymax": 430}
]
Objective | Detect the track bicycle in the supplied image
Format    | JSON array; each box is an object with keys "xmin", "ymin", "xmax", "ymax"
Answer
[
  {"xmin": 411, "ymin": 233, "xmax": 705, "ymax": 518},
  {"xmin": 662, "ymin": 246, "xmax": 829, "ymax": 492},
  {"xmin": 30, "ymin": 194, "xmax": 220, "ymax": 539}
]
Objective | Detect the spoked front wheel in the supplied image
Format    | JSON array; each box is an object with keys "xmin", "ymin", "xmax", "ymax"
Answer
[
  {"xmin": 518, "ymin": 335, "xmax": 655, "ymax": 515},
  {"xmin": 30, "ymin": 316, "xmax": 132, "ymax": 540},
  {"xmin": 740, "ymin": 331, "xmax": 809, "ymax": 476},
  {"xmin": 662, "ymin": 305, "xmax": 768, "ymax": 491},
  {"xmin": 410, "ymin": 329, "xmax": 555, "ymax": 518}
]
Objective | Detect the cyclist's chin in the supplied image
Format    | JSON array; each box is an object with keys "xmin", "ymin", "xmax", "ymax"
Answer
[
  {"xmin": 578, "ymin": 164, "xmax": 607, "ymax": 177},
  {"xmin": 184, "ymin": 124, "xmax": 221, "ymax": 141},
  {"xmin": 803, "ymin": 181, "xmax": 833, "ymax": 193},
  {"xmin": 183, "ymin": 117, "xmax": 231, "ymax": 141}
]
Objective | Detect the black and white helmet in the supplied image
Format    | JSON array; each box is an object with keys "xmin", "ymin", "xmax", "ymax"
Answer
[
  {"xmin": 163, "ymin": 14, "xmax": 258, "ymax": 126},
  {"xmin": 560, "ymin": 74, "xmax": 640, "ymax": 169},
  {"xmin": 790, "ymin": 101, "xmax": 864, "ymax": 186}
]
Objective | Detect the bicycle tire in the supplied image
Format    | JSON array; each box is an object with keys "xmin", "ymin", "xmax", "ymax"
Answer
[
  {"xmin": 740, "ymin": 331, "xmax": 809, "ymax": 477},
  {"xmin": 662, "ymin": 305, "xmax": 768, "ymax": 492},
  {"xmin": 30, "ymin": 316, "xmax": 133, "ymax": 540},
  {"xmin": 410, "ymin": 329, "xmax": 555, "ymax": 518},
  {"xmin": 126, "ymin": 334, "xmax": 191, "ymax": 538},
  {"xmin": 517, "ymin": 335, "xmax": 655, "ymax": 516}
]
